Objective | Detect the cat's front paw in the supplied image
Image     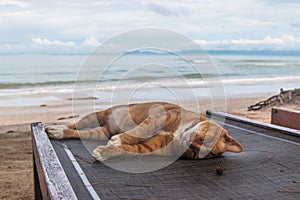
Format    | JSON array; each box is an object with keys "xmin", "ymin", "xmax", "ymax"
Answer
[
  {"xmin": 107, "ymin": 135, "xmax": 122, "ymax": 146},
  {"xmin": 92, "ymin": 145, "xmax": 121, "ymax": 161},
  {"xmin": 92, "ymin": 146, "xmax": 107, "ymax": 161},
  {"xmin": 45, "ymin": 125, "xmax": 67, "ymax": 139}
]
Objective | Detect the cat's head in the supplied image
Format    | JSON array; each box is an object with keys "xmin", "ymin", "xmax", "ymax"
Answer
[{"xmin": 181, "ymin": 120, "xmax": 243, "ymax": 159}]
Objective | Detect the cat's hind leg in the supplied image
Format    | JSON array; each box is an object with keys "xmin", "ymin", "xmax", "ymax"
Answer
[
  {"xmin": 93, "ymin": 134, "xmax": 175, "ymax": 161},
  {"xmin": 71, "ymin": 126, "xmax": 111, "ymax": 141},
  {"xmin": 108, "ymin": 114, "xmax": 167, "ymax": 146},
  {"xmin": 68, "ymin": 112, "xmax": 101, "ymax": 130}
]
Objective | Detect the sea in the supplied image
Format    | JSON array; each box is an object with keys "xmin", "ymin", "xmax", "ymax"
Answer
[{"xmin": 1, "ymin": 51, "xmax": 300, "ymax": 107}]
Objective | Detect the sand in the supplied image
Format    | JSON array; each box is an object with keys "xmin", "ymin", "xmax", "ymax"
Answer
[{"xmin": 0, "ymin": 94, "xmax": 299, "ymax": 199}]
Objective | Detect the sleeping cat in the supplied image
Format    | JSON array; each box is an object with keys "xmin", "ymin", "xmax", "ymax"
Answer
[{"xmin": 46, "ymin": 102, "xmax": 243, "ymax": 161}]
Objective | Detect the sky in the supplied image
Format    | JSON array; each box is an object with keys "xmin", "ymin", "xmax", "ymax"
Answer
[{"xmin": 1, "ymin": 0, "xmax": 300, "ymax": 54}]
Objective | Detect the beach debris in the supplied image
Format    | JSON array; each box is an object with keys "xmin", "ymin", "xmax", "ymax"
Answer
[
  {"xmin": 57, "ymin": 115, "xmax": 79, "ymax": 121},
  {"xmin": 69, "ymin": 114, "xmax": 79, "ymax": 119},
  {"xmin": 216, "ymin": 166, "xmax": 224, "ymax": 175},
  {"xmin": 277, "ymin": 189, "xmax": 300, "ymax": 193},
  {"xmin": 57, "ymin": 117, "xmax": 67, "ymax": 120},
  {"xmin": 258, "ymin": 151, "xmax": 276, "ymax": 164},
  {"xmin": 248, "ymin": 88, "xmax": 300, "ymax": 111},
  {"xmin": 6, "ymin": 130, "xmax": 14, "ymax": 134},
  {"xmin": 73, "ymin": 154, "xmax": 93, "ymax": 164},
  {"xmin": 40, "ymin": 104, "xmax": 47, "ymax": 107},
  {"xmin": 66, "ymin": 97, "xmax": 98, "ymax": 101},
  {"xmin": 292, "ymin": 180, "xmax": 300, "ymax": 183},
  {"xmin": 124, "ymin": 184, "xmax": 154, "ymax": 188}
]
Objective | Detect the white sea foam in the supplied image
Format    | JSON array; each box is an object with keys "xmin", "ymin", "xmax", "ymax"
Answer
[
  {"xmin": 252, "ymin": 62, "xmax": 287, "ymax": 66},
  {"xmin": 190, "ymin": 59, "xmax": 209, "ymax": 64},
  {"xmin": 222, "ymin": 76, "xmax": 300, "ymax": 84}
]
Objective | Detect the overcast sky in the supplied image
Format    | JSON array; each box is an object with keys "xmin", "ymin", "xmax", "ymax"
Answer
[{"xmin": 1, "ymin": 0, "xmax": 300, "ymax": 53}]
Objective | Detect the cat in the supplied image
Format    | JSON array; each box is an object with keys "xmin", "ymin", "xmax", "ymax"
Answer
[{"xmin": 46, "ymin": 102, "xmax": 243, "ymax": 161}]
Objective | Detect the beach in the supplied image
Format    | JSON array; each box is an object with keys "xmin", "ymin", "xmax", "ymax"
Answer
[
  {"xmin": 1, "ymin": 90, "xmax": 299, "ymax": 199},
  {"xmin": 1, "ymin": 52, "xmax": 300, "ymax": 199}
]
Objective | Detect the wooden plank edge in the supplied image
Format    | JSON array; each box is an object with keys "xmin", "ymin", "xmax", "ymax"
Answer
[
  {"xmin": 272, "ymin": 107, "xmax": 300, "ymax": 114},
  {"xmin": 271, "ymin": 107, "xmax": 300, "ymax": 130},
  {"xmin": 31, "ymin": 122, "xmax": 78, "ymax": 200},
  {"xmin": 206, "ymin": 110, "xmax": 300, "ymax": 138}
]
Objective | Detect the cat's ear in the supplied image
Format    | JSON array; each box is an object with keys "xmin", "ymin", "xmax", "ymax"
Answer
[{"xmin": 224, "ymin": 134, "xmax": 243, "ymax": 152}]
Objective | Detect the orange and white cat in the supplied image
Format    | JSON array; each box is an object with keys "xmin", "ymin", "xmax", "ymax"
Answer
[{"xmin": 46, "ymin": 102, "xmax": 243, "ymax": 161}]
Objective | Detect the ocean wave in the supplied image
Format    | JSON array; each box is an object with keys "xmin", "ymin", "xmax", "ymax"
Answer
[
  {"xmin": 92, "ymin": 75, "xmax": 300, "ymax": 91},
  {"xmin": 100, "ymin": 73, "xmax": 221, "ymax": 82},
  {"xmin": 183, "ymin": 73, "xmax": 212, "ymax": 79},
  {"xmin": 222, "ymin": 76, "xmax": 300, "ymax": 84},
  {"xmin": 252, "ymin": 62, "xmax": 287, "ymax": 66},
  {"xmin": 189, "ymin": 59, "xmax": 209, "ymax": 64},
  {"xmin": 1, "ymin": 75, "xmax": 300, "ymax": 96},
  {"xmin": 232, "ymin": 62, "xmax": 300, "ymax": 68},
  {"xmin": 221, "ymin": 59, "xmax": 300, "ymax": 67},
  {"xmin": 0, "ymin": 81, "xmax": 76, "ymax": 89},
  {"xmin": 99, "ymin": 75, "xmax": 300, "ymax": 90},
  {"xmin": 240, "ymin": 59, "xmax": 282, "ymax": 63}
]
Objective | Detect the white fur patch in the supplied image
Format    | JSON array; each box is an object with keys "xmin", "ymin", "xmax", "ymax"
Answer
[
  {"xmin": 45, "ymin": 125, "xmax": 67, "ymax": 139},
  {"xmin": 198, "ymin": 145, "xmax": 211, "ymax": 158},
  {"xmin": 107, "ymin": 135, "xmax": 122, "ymax": 146},
  {"xmin": 92, "ymin": 148, "xmax": 105, "ymax": 161}
]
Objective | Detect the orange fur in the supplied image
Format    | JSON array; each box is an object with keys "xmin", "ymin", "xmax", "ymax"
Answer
[{"xmin": 46, "ymin": 102, "xmax": 243, "ymax": 161}]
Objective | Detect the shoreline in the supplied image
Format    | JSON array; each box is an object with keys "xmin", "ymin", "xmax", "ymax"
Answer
[
  {"xmin": 0, "ymin": 89, "xmax": 298, "ymax": 127},
  {"xmin": 0, "ymin": 92, "xmax": 273, "ymax": 126}
]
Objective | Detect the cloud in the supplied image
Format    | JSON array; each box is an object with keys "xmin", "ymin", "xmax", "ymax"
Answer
[
  {"xmin": 32, "ymin": 38, "xmax": 76, "ymax": 47},
  {"xmin": 0, "ymin": 37, "xmax": 101, "ymax": 54},
  {"xmin": 0, "ymin": 0, "xmax": 30, "ymax": 8},
  {"xmin": 195, "ymin": 34, "xmax": 300, "ymax": 50},
  {"xmin": 265, "ymin": 0, "xmax": 300, "ymax": 4},
  {"xmin": 29, "ymin": 38, "xmax": 95, "ymax": 54},
  {"xmin": 291, "ymin": 23, "xmax": 300, "ymax": 29},
  {"xmin": 81, "ymin": 36, "xmax": 101, "ymax": 47},
  {"xmin": 147, "ymin": 2, "xmax": 188, "ymax": 16},
  {"xmin": 1, "ymin": 34, "xmax": 300, "ymax": 54},
  {"xmin": 0, "ymin": 10, "xmax": 32, "ymax": 21},
  {"xmin": 0, "ymin": 0, "xmax": 300, "ymax": 53},
  {"xmin": 226, "ymin": 16, "xmax": 276, "ymax": 27}
]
